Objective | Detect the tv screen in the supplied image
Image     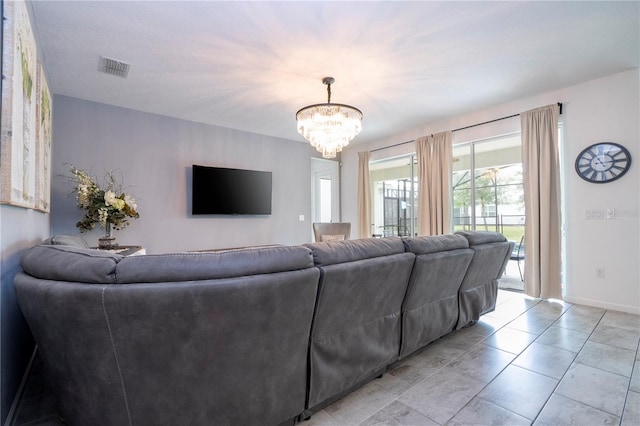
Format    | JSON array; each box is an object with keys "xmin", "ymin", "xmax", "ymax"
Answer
[{"xmin": 192, "ymin": 165, "xmax": 272, "ymax": 215}]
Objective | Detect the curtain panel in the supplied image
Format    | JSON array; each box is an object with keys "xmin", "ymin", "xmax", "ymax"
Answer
[
  {"xmin": 357, "ymin": 151, "xmax": 372, "ymax": 238},
  {"xmin": 416, "ymin": 131, "xmax": 453, "ymax": 236},
  {"xmin": 521, "ymin": 104, "xmax": 562, "ymax": 299}
]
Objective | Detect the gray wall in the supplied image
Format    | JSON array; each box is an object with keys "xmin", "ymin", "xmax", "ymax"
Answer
[
  {"xmin": 51, "ymin": 95, "xmax": 318, "ymax": 253},
  {"xmin": 0, "ymin": 207, "xmax": 49, "ymax": 422}
]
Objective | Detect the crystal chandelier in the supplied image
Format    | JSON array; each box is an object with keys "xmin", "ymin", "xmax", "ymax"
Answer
[{"xmin": 296, "ymin": 77, "xmax": 363, "ymax": 159}]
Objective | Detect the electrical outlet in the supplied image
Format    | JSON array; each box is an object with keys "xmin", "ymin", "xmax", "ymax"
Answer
[
  {"xmin": 605, "ymin": 208, "xmax": 615, "ymax": 219},
  {"xmin": 298, "ymin": 214, "xmax": 305, "ymax": 222},
  {"xmin": 595, "ymin": 267, "xmax": 605, "ymax": 278},
  {"xmin": 586, "ymin": 209, "xmax": 603, "ymax": 219},
  {"xmin": 619, "ymin": 208, "xmax": 639, "ymax": 218}
]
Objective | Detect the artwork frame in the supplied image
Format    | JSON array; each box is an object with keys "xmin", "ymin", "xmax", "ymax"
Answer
[
  {"xmin": 0, "ymin": 0, "xmax": 45, "ymax": 210},
  {"xmin": 35, "ymin": 61, "xmax": 52, "ymax": 212}
]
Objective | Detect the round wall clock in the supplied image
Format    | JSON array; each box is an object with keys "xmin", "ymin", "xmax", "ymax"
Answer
[{"xmin": 575, "ymin": 142, "xmax": 632, "ymax": 183}]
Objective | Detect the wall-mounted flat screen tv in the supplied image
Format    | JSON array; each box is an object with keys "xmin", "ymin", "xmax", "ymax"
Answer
[{"xmin": 192, "ymin": 165, "xmax": 272, "ymax": 215}]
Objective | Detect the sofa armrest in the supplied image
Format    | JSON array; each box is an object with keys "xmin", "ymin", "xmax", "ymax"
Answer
[{"xmin": 21, "ymin": 245, "xmax": 122, "ymax": 284}]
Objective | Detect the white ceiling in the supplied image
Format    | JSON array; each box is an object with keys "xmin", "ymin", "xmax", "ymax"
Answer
[{"xmin": 29, "ymin": 1, "xmax": 639, "ymax": 146}]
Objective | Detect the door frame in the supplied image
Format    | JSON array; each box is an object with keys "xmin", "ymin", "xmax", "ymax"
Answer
[{"xmin": 310, "ymin": 158, "xmax": 340, "ymax": 224}]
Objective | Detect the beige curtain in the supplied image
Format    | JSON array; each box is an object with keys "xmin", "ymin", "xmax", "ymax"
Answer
[
  {"xmin": 357, "ymin": 151, "xmax": 372, "ymax": 238},
  {"xmin": 416, "ymin": 131, "xmax": 452, "ymax": 236},
  {"xmin": 521, "ymin": 104, "xmax": 562, "ymax": 299}
]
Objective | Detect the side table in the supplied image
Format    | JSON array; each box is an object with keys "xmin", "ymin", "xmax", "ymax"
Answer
[{"xmin": 92, "ymin": 245, "xmax": 146, "ymax": 256}]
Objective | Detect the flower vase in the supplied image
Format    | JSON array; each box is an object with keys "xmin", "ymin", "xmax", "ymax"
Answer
[{"xmin": 98, "ymin": 223, "xmax": 117, "ymax": 250}]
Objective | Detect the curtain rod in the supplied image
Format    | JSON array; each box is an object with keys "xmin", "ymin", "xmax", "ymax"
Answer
[{"xmin": 370, "ymin": 102, "xmax": 563, "ymax": 153}]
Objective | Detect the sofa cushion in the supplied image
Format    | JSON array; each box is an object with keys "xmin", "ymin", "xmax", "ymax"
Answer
[
  {"xmin": 455, "ymin": 230, "xmax": 507, "ymax": 246},
  {"xmin": 115, "ymin": 245, "xmax": 314, "ymax": 283},
  {"xmin": 402, "ymin": 234, "xmax": 469, "ymax": 254},
  {"xmin": 399, "ymin": 245, "xmax": 474, "ymax": 359},
  {"xmin": 20, "ymin": 245, "xmax": 121, "ymax": 284},
  {"xmin": 456, "ymin": 236, "xmax": 512, "ymax": 329},
  {"xmin": 41, "ymin": 234, "xmax": 90, "ymax": 249},
  {"xmin": 305, "ymin": 237, "xmax": 405, "ymax": 266}
]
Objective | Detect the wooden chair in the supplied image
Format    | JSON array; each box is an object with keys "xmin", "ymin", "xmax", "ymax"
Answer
[{"xmin": 312, "ymin": 222, "xmax": 351, "ymax": 242}]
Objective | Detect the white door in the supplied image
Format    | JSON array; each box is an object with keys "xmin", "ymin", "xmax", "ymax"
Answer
[{"xmin": 311, "ymin": 158, "xmax": 340, "ymax": 225}]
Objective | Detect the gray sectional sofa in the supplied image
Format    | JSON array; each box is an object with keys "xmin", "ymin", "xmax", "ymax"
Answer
[{"xmin": 14, "ymin": 231, "xmax": 513, "ymax": 426}]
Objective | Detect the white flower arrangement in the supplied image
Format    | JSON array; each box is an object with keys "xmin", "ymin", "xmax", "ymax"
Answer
[{"xmin": 66, "ymin": 164, "xmax": 139, "ymax": 233}]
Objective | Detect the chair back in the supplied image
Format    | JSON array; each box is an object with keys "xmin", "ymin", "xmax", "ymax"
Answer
[
  {"xmin": 510, "ymin": 235, "xmax": 525, "ymax": 260},
  {"xmin": 312, "ymin": 222, "xmax": 351, "ymax": 242}
]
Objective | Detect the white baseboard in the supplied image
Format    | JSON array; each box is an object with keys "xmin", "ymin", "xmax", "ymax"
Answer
[
  {"xmin": 564, "ymin": 296, "xmax": 640, "ymax": 315},
  {"xmin": 4, "ymin": 346, "xmax": 38, "ymax": 426}
]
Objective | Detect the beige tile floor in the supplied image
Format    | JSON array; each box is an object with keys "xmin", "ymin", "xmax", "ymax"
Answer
[
  {"xmin": 13, "ymin": 290, "xmax": 640, "ymax": 426},
  {"xmin": 306, "ymin": 290, "xmax": 640, "ymax": 426}
]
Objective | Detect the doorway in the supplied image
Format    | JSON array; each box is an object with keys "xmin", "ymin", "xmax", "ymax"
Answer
[
  {"xmin": 369, "ymin": 155, "xmax": 418, "ymax": 237},
  {"xmin": 452, "ymin": 133, "xmax": 525, "ymax": 290},
  {"xmin": 311, "ymin": 158, "xmax": 340, "ymax": 225}
]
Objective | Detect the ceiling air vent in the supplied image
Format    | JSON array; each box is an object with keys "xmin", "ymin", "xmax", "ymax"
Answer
[{"xmin": 99, "ymin": 56, "xmax": 130, "ymax": 78}]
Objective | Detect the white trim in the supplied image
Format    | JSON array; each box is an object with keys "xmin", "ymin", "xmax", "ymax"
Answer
[{"xmin": 564, "ymin": 296, "xmax": 640, "ymax": 315}]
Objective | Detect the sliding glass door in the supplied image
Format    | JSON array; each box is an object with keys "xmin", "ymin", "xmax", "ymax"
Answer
[
  {"xmin": 453, "ymin": 133, "xmax": 525, "ymax": 286},
  {"xmin": 452, "ymin": 133, "xmax": 525, "ymax": 291},
  {"xmin": 369, "ymin": 133, "xmax": 524, "ymax": 243},
  {"xmin": 370, "ymin": 155, "xmax": 418, "ymax": 237},
  {"xmin": 452, "ymin": 133, "xmax": 524, "ymax": 241}
]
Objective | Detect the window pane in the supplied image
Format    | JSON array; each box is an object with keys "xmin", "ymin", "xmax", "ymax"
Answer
[
  {"xmin": 474, "ymin": 137, "xmax": 524, "ymax": 234},
  {"xmin": 452, "ymin": 144, "xmax": 472, "ymax": 232},
  {"xmin": 453, "ymin": 134, "xmax": 524, "ymax": 240},
  {"xmin": 319, "ymin": 178, "xmax": 332, "ymax": 222},
  {"xmin": 370, "ymin": 155, "xmax": 417, "ymax": 237},
  {"xmin": 454, "ymin": 134, "xmax": 524, "ymax": 287}
]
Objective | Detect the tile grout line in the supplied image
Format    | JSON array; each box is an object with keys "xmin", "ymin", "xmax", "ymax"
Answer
[
  {"xmin": 376, "ymin": 294, "xmax": 545, "ymax": 425},
  {"xmin": 526, "ymin": 304, "xmax": 610, "ymax": 424},
  {"xmin": 618, "ymin": 326, "xmax": 640, "ymax": 426},
  {"xmin": 503, "ymin": 304, "xmax": 640, "ymax": 425},
  {"xmin": 437, "ymin": 297, "xmax": 617, "ymax": 424},
  {"xmin": 527, "ymin": 306, "xmax": 640, "ymax": 424},
  {"xmin": 314, "ymin": 295, "xmax": 638, "ymax": 425},
  {"xmin": 455, "ymin": 297, "xmax": 559, "ymax": 424},
  {"xmin": 426, "ymin": 294, "xmax": 547, "ymax": 424}
]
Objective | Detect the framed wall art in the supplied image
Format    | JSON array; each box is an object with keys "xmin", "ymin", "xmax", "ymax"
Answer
[
  {"xmin": 35, "ymin": 62, "xmax": 52, "ymax": 212},
  {"xmin": 0, "ymin": 0, "xmax": 41, "ymax": 210}
]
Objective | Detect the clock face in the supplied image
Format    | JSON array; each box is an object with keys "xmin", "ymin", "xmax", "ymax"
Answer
[{"xmin": 575, "ymin": 142, "xmax": 632, "ymax": 183}]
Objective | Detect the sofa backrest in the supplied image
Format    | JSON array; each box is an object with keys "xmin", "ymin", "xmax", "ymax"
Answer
[
  {"xmin": 305, "ymin": 236, "xmax": 406, "ymax": 266},
  {"xmin": 20, "ymin": 243, "xmax": 314, "ymax": 284},
  {"xmin": 15, "ymin": 243, "xmax": 320, "ymax": 426},
  {"xmin": 303, "ymin": 237, "xmax": 415, "ymax": 411},
  {"xmin": 116, "ymin": 245, "xmax": 313, "ymax": 283},
  {"xmin": 41, "ymin": 234, "xmax": 90, "ymax": 248},
  {"xmin": 17, "ymin": 233, "xmax": 509, "ymax": 423},
  {"xmin": 399, "ymin": 234, "xmax": 474, "ymax": 358},
  {"xmin": 21, "ymin": 244, "xmax": 123, "ymax": 284},
  {"xmin": 455, "ymin": 231, "xmax": 513, "ymax": 329}
]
